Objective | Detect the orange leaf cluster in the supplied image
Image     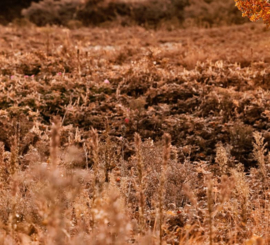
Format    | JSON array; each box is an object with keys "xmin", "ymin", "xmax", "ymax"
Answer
[{"xmin": 235, "ymin": 0, "xmax": 270, "ymax": 25}]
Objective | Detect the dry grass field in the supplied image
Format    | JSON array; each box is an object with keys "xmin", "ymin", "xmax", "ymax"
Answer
[{"xmin": 0, "ymin": 22, "xmax": 270, "ymax": 244}]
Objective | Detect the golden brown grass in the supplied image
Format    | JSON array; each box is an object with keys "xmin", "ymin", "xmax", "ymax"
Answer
[{"xmin": 0, "ymin": 23, "xmax": 270, "ymax": 244}]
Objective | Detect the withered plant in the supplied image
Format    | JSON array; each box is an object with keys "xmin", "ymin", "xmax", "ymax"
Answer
[
  {"xmin": 159, "ymin": 133, "xmax": 171, "ymax": 245},
  {"xmin": 134, "ymin": 132, "xmax": 145, "ymax": 234}
]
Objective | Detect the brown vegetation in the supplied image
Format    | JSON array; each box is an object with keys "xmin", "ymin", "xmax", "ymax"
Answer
[
  {"xmin": 0, "ymin": 22, "xmax": 270, "ymax": 244},
  {"xmin": 184, "ymin": 0, "xmax": 247, "ymax": 27},
  {"xmin": 19, "ymin": 0, "xmax": 244, "ymax": 28}
]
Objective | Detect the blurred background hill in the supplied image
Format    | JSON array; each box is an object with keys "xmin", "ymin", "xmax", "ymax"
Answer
[
  {"xmin": 0, "ymin": 0, "xmax": 39, "ymax": 24},
  {"xmin": 0, "ymin": 0, "xmax": 247, "ymax": 28}
]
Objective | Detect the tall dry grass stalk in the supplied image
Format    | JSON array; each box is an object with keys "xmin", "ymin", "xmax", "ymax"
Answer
[
  {"xmin": 0, "ymin": 142, "xmax": 6, "ymax": 185},
  {"xmin": 90, "ymin": 127, "xmax": 99, "ymax": 229},
  {"xmin": 207, "ymin": 177, "xmax": 213, "ymax": 245},
  {"xmin": 50, "ymin": 117, "xmax": 61, "ymax": 167},
  {"xmin": 159, "ymin": 133, "xmax": 171, "ymax": 245},
  {"xmin": 215, "ymin": 142, "xmax": 228, "ymax": 174},
  {"xmin": 121, "ymin": 125, "xmax": 126, "ymax": 178},
  {"xmin": 253, "ymin": 131, "xmax": 269, "ymax": 238},
  {"xmin": 105, "ymin": 119, "xmax": 111, "ymax": 183},
  {"xmin": 83, "ymin": 141, "xmax": 89, "ymax": 170},
  {"xmin": 90, "ymin": 127, "xmax": 100, "ymax": 191},
  {"xmin": 134, "ymin": 132, "xmax": 145, "ymax": 234},
  {"xmin": 8, "ymin": 180, "xmax": 18, "ymax": 239},
  {"xmin": 10, "ymin": 122, "xmax": 20, "ymax": 175},
  {"xmin": 77, "ymin": 48, "xmax": 81, "ymax": 77},
  {"xmin": 10, "ymin": 138, "xmax": 19, "ymax": 175},
  {"xmin": 253, "ymin": 131, "xmax": 267, "ymax": 179},
  {"xmin": 230, "ymin": 165, "xmax": 249, "ymax": 225},
  {"xmin": 91, "ymin": 184, "xmax": 131, "ymax": 245}
]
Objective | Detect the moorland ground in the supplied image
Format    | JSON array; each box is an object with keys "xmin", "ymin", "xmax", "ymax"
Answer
[{"xmin": 0, "ymin": 23, "xmax": 270, "ymax": 244}]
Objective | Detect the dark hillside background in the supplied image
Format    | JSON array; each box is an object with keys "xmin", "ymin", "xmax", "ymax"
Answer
[
  {"xmin": 0, "ymin": 0, "xmax": 246, "ymax": 28},
  {"xmin": 0, "ymin": 0, "xmax": 39, "ymax": 24}
]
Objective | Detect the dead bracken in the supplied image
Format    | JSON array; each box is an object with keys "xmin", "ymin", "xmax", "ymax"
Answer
[{"xmin": 0, "ymin": 21, "xmax": 270, "ymax": 244}]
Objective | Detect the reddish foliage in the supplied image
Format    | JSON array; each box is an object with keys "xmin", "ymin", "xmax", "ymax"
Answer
[{"xmin": 235, "ymin": 0, "xmax": 270, "ymax": 25}]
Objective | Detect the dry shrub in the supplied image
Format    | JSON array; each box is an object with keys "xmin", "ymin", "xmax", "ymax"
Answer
[
  {"xmin": 130, "ymin": 0, "xmax": 188, "ymax": 28},
  {"xmin": 22, "ymin": 0, "xmax": 189, "ymax": 28},
  {"xmin": 22, "ymin": 0, "xmax": 82, "ymax": 26},
  {"xmin": 11, "ymin": 18, "xmax": 35, "ymax": 29},
  {"xmin": 230, "ymin": 165, "xmax": 250, "ymax": 224},
  {"xmin": 215, "ymin": 142, "xmax": 228, "ymax": 174},
  {"xmin": 63, "ymin": 145, "xmax": 85, "ymax": 168},
  {"xmin": 182, "ymin": 48, "xmax": 209, "ymax": 70},
  {"xmin": 66, "ymin": 20, "xmax": 83, "ymax": 30},
  {"xmin": 229, "ymin": 122, "xmax": 254, "ymax": 167},
  {"xmin": 184, "ymin": 0, "xmax": 247, "ymax": 27},
  {"xmin": 253, "ymin": 131, "xmax": 267, "ymax": 178}
]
